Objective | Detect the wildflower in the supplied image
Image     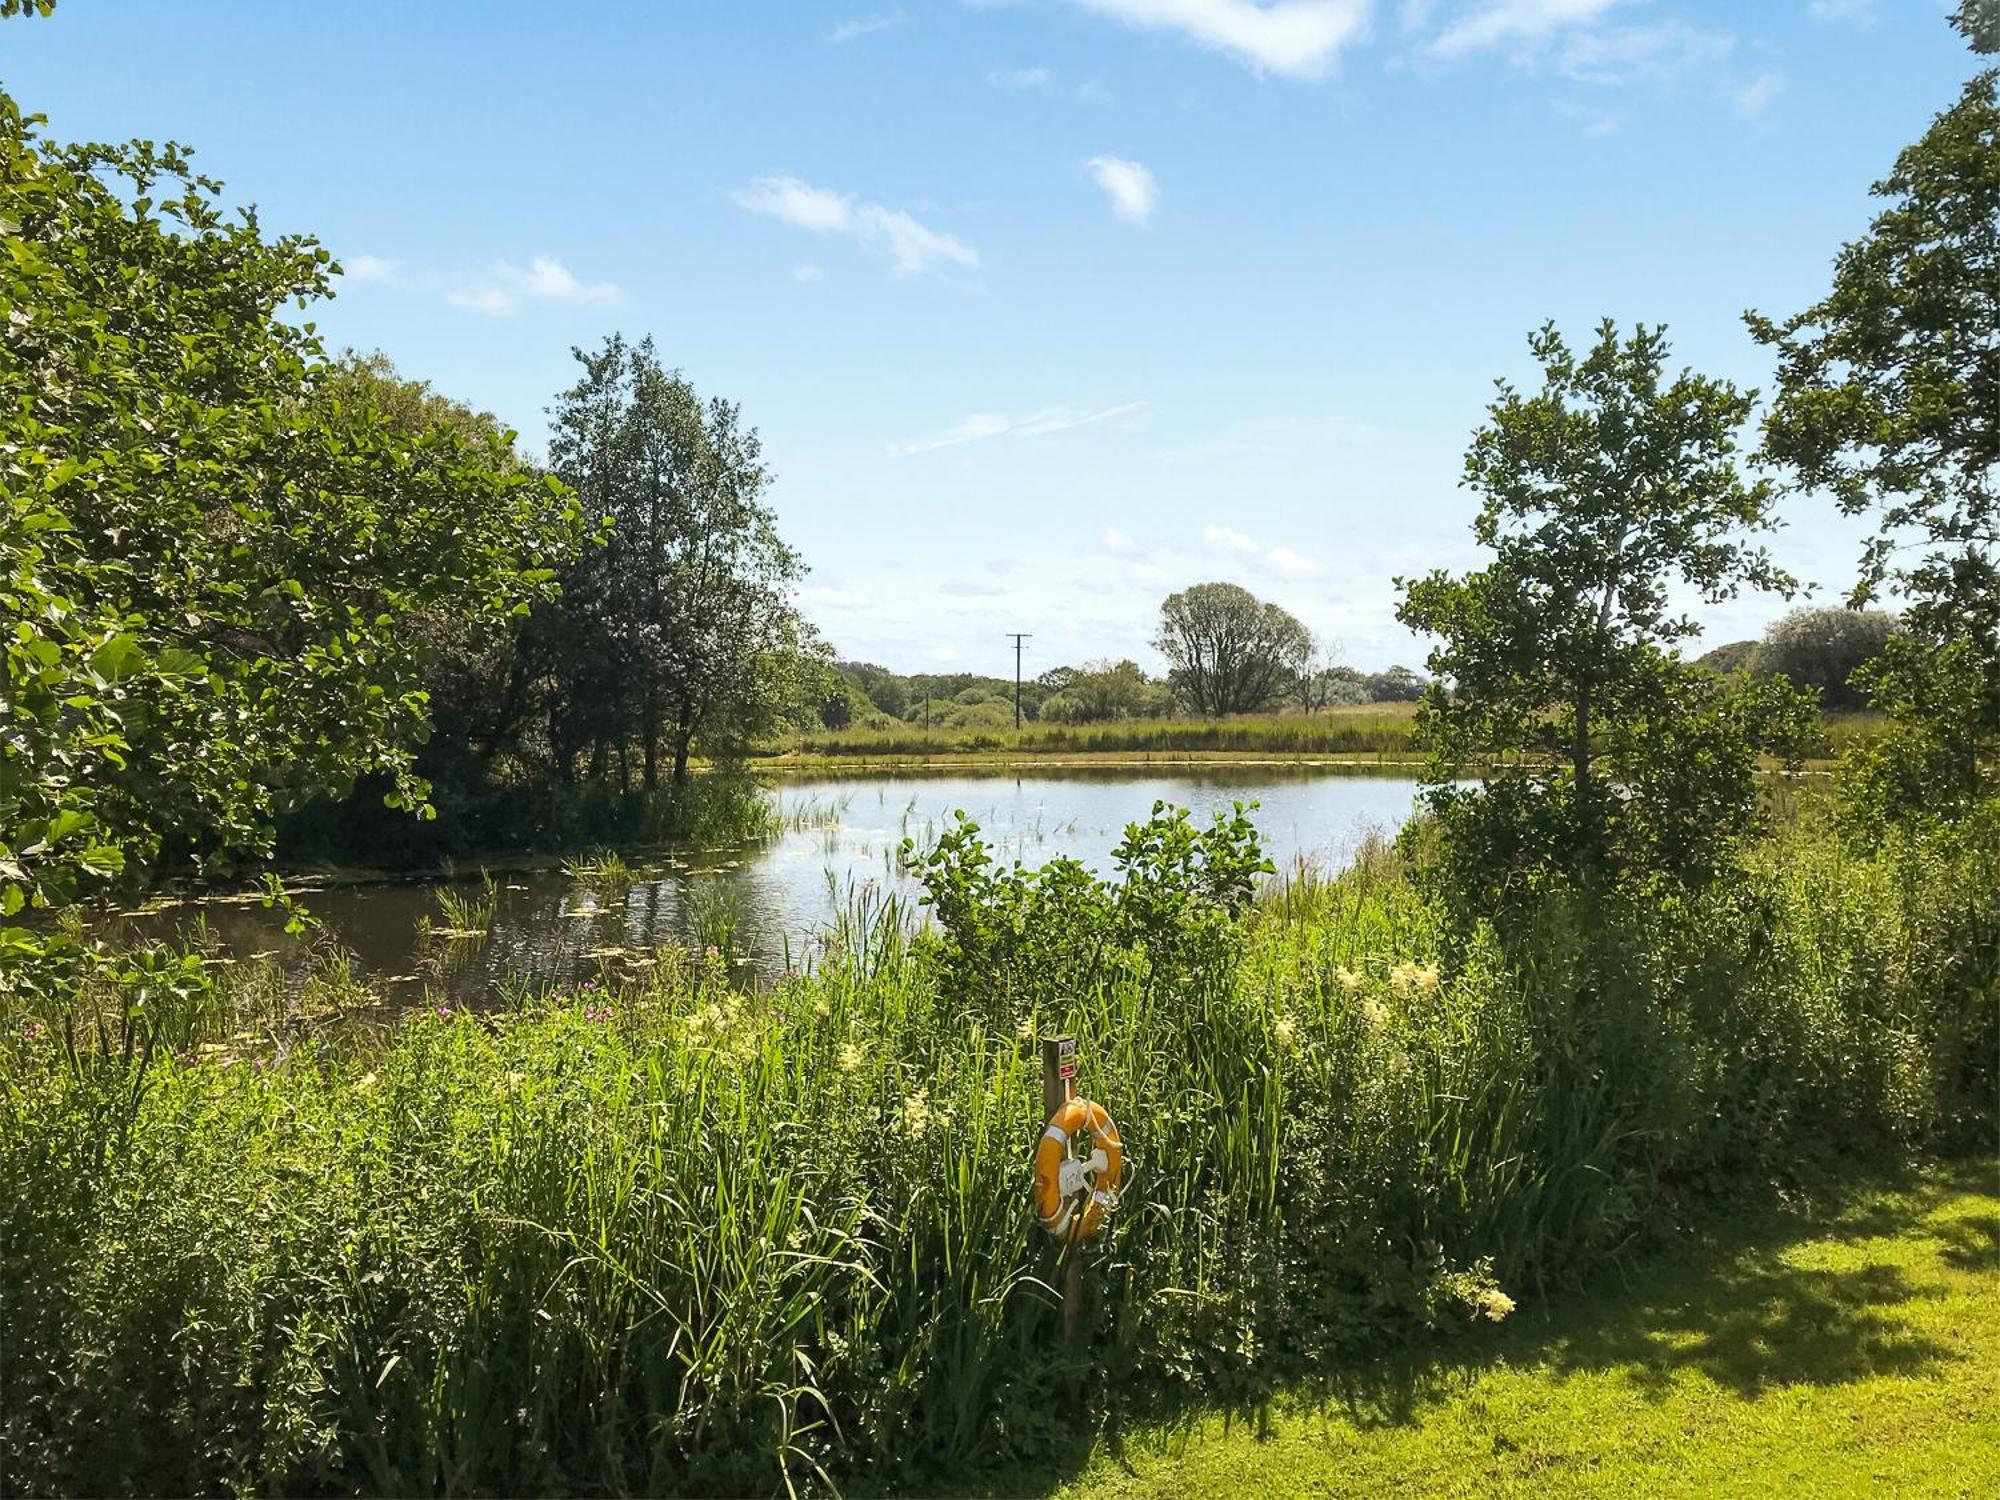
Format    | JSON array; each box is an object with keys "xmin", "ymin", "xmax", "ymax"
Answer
[
  {"xmin": 1015, "ymin": 1015, "xmax": 1035, "ymax": 1040},
  {"xmin": 505, "ymin": 1070, "xmax": 525, "ymax": 1093},
  {"xmin": 1477, "ymin": 1288, "xmax": 1516, "ymax": 1321},
  {"xmin": 356, "ymin": 1071, "xmax": 379, "ymax": 1092},
  {"xmin": 837, "ymin": 1042, "xmax": 864, "ymax": 1074},
  {"xmin": 900, "ymin": 1089, "xmax": 934, "ymax": 1138},
  {"xmin": 812, "ymin": 996, "xmax": 829, "ymax": 1018},
  {"xmin": 1273, "ymin": 1014, "xmax": 1298, "ymax": 1049},
  {"xmin": 20, "ymin": 1019, "xmax": 45, "ymax": 1042},
  {"xmin": 1390, "ymin": 962, "xmax": 1440, "ymax": 999},
  {"xmin": 1362, "ymin": 996, "xmax": 1389, "ymax": 1029},
  {"xmin": 705, "ymin": 945, "xmax": 721, "ymax": 961},
  {"xmin": 1334, "ymin": 966, "xmax": 1364, "ymax": 994},
  {"xmin": 434, "ymin": 1004, "xmax": 453, "ymax": 1020}
]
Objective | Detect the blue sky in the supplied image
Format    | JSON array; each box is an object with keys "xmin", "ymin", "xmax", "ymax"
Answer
[{"xmin": 4, "ymin": 1, "xmax": 1981, "ymax": 675}]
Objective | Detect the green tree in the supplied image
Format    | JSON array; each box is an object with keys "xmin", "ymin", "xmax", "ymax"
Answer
[
  {"xmin": 1153, "ymin": 583, "xmax": 1313, "ymax": 717},
  {"xmin": 1398, "ymin": 321, "xmax": 1816, "ymax": 901},
  {"xmin": 1038, "ymin": 659, "xmax": 1173, "ymax": 723},
  {"xmin": 1751, "ymin": 68, "xmax": 2000, "ymax": 816},
  {"xmin": 1753, "ymin": 607, "xmax": 1898, "ymax": 711},
  {"xmin": 1364, "ymin": 666, "xmax": 1427, "ymax": 703},
  {"xmin": 0, "ymin": 93, "xmax": 581, "ymax": 932},
  {"xmin": 547, "ymin": 335, "xmax": 814, "ymax": 786},
  {"xmin": 1955, "ymin": 0, "xmax": 1998, "ymax": 53}
]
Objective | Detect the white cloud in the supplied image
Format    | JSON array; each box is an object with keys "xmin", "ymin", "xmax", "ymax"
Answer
[
  {"xmin": 828, "ymin": 10, "xmax": 904, "ymax": 43},
  {"xmin": 734, "ymin": 176, "xmax": 980, "ymax": 276},
  {"xmin": 442, "ymin": 256, "xmax": 623, "ymax": 317},
  {"xmin": 1554, "ymin": 99, "xmax": 1621, "ymax": 135},
  {"xmin": 1555, "ymin": 21, "xmax": 1732, "ymax": 87},
  {"xmin": 1123, "ymin": 561, "xmax": 1173, "ymax": 590},
  {"xmin": 940, "ymin": 577, "xmax": 1007, "ymax": 597},
  {"xmin": 1084, "ymin": 154, "xmax": 1160, "ymax": 224},
  {"xmin": 1732, "ymin": 69, "xmax": 1783, "ymax": 119},
  {"xmin": 890, "ymin": 400, "xmax": 1147, "ymax": 455},
  {"xmin": 1264, "ymin": 544, "xmax": 1326, "ymax": 578},
  {"xmin": 1203, "ymin": 524, "xmax": 1326, "ymax": 578},
  {"xmin": 1102, "ymin": 525, "xmax": 1139, "ymax": 553},
  {"xmin": 1073, "ymin": 0, "xmax": 1373, "ymax": 80},
  {"xmin": 1204, "ymin": 524, "xmax": 1263, "ymax": 557},
  {"xmin": 341, "ymin": 254, "xmax": 400, "ymax": 284},
  {"xmin": 1429, "ymin": 0, "xmax": 1617, "ymax": 58},
  {"xmin": 990, "ymin": 64, "xmax": 1055, "ymax": 87},
  {"xmin": 791, "ymin": 263, "xmax": 825, "ymax": 283},
  {"xmin": 336, "ymin": 252, "xmax": 624, "ymax": 316},
  {"xmin": 1808, "ymin": 0, "xmax": 1872, "ymax": 20}
]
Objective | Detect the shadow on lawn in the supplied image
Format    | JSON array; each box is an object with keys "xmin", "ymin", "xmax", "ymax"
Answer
[{"xmin": 1315, "ymin": 1158, "xmax": 1991, "ymax": 1431}]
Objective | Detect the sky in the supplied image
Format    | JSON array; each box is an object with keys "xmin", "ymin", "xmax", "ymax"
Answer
[{"xmin": 3, "ymin": 1, "xmax": 1983, "ymax": 677}]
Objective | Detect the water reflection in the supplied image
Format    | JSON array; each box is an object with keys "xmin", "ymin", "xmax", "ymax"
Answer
[{"xmin": 123, "ymin": 769, "xmax": 1425, "ymax": 1006}]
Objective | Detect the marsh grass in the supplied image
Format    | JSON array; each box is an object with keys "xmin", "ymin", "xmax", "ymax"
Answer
[
  {"xmin": 0, "ymin": 801, "xmax": 1991, "ymax": 1497},
  {"xmin": 783, "ymin": 708, "xmax": 1424, "ymax": 761}
]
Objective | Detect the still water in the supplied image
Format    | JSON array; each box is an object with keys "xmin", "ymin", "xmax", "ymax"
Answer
[{"xmin": 129, "ymin": 769, "xmax": 1424, "ymax": 1006}]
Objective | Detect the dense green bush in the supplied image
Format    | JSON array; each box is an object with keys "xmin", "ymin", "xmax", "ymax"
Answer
[{"xmin": 2, "ymin": 799, "xmax": 1991, "ymax": 1497}]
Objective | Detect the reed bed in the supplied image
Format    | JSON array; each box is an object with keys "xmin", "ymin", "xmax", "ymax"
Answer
[{"xmin": 1, "ymin": 803, "xmax": 1991, "ymax": 1497}]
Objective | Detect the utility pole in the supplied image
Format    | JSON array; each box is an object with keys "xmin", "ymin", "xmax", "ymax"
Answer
[{"xmin": 1006, "ymin": 632, "xmax": 1032, "ymax": 731}]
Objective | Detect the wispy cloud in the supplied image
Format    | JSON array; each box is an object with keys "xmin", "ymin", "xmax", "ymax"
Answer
[
  {"xmin": 988, "ymin": 64, "xmax": 1116, "ymax": 101},
  {"xmin": 828, "ymin": 9, "xmax": 904, "ymax": 43},
  {"xmin": 890, "ymin": 400, "xmax": 1148, "ymax": 456},
  {"xmin": 442, "ymin": 257, "xmax": 624, "ymax": 317},
  {"xmin": 791, "ymin": 263, "xmax": 825, "ymax": 284},
  {"xmin": 734, "ymin": 176, "xmax": 979, "ymax": 276},
  {"xmin": 1204, "ymin": 523, "xmax": 1326, "ymax": 578},
  {"xmin": 990, "ymin": 64, "xmax": 1056, "ymax": 88},
  {"xmin": 341, "ymin": 252, "xmax": 622, "ymax": 316},
  {"xmin": 1072, "ymin": 0, "xmax": 1373, "ymax": 80},
  {"xmin": 1084, "ymin": 154, "xmax": 1160, "ymax": 224},
  {"xmin": 1807, "ymin": 0, "xmax": 1872, "ymax": 21},
  {"xmin": 1732, "ymin": 69, "xmax": 1783, "ymax": 120},
  {"xmin": 1429, "ymin": 0, "xmax": 1616, "ymax": 59},
  {"xmin": 1204, "ymin": 524, "xmax": 1263, "ymax": 557},
  {"xmin": 1264, "ymin": 545, "xmax": 1325, "ymax": 579},
  {"xmin": 341, "ymin": 254, "xmax": 400, "ymax": 284}
]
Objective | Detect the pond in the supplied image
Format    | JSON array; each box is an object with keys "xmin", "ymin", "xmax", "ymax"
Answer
[{"xmin": 124, "ymin": 768, "xmax": 1426, "ymax": 1007}]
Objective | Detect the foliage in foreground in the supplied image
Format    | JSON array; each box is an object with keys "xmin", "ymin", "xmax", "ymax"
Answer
[{"xmin": 2, "ymin": 802, "xmax": 1992, "ymax": 1497}]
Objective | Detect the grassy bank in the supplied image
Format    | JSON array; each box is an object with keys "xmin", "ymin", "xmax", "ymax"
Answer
[
  {"xmin": 768, "ymin": 706, "xmax": 1424, "ymax": 764},
  {"xmin": 1, "ymin": 804, "xmax": 1992, "ymax": 1496},
  {"xmin": 766, "ymin": 706, "xmax": 1887, "ymax": 770},
  {"xmin": 1043, "ymin": 1161, "xmax": 2000, "ymax": 1499}
]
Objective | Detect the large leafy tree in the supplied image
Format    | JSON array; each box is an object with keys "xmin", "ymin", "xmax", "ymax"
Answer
[
  {"xmin": 546, "ymin": 335, "xmax": 815, "ymax": 786},
  {"xmin": 1398, "ymin": 321, "xmax": 1815, "ymax": 902},
  {"xmin": 1153, "ymin": 582, "xmax": 1313, "ymax": 717},
  {"xmin": 0, "ymin": 92, "xmax": 583, "ymax": 929},
  {"xmin": 1750, "ymin": 66, "xmax": 2000, "ymax": 819}
]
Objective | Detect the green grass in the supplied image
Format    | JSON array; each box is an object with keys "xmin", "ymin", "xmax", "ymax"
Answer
[
  {"xmin": 1041, "ymin": 1161, "xmax": 2000, "ymax": 1500},
  {"xmin": 770, "ymin": 706, "xmax": 1424, "ymax": 763},
  {"xmin": 1, "ymin": 802, "xmax": 1990, "ymax": 1496},
  {"xmin": 771, "ymin": 706, "xmax": 1882, "ymax": 769}
]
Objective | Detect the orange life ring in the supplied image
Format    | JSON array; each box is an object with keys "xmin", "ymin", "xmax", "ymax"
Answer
[{"xmin": 1033, "ymin": 1097, "xmax": 1124, "ymax": 1242}]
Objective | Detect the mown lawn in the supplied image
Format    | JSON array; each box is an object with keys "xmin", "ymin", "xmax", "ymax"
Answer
[{"xmin": 1012, "ymin": 1162, "xmax": 1998, "ymax": 1499}]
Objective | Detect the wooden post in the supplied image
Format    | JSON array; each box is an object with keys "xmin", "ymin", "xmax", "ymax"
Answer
[{"xmin": 1040, "ymin": 1034, "xmax": 1083, "ymax": 1341}]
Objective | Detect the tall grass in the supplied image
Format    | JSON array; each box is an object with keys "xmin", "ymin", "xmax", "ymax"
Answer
[
  {"xmin": 779, "ymin": 707, "xmax": 1424, "ymax": 761},
  {"xmin": 1, "ymin": 800, "xmax": 1992, "ymax": 1496}
]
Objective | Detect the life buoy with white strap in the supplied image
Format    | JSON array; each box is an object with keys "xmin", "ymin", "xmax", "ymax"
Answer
[{"xmin": 1033, "ymin": 1097, "xmax": 1124, "ymax": 1242}]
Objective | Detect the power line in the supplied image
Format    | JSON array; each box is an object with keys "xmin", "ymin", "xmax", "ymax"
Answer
[{"xmin": 1006, "ymin": 632, "xmax": 1032, "ymax": 731}]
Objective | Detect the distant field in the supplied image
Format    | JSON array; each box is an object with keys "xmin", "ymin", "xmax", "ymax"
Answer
[
  {"xmin": 765, "ymin": 704, "xmax": 1884, "ymax": 767},
  {"xmin": 765, "ymin": 706, "xmax": 1425, "ymax": 763}
]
